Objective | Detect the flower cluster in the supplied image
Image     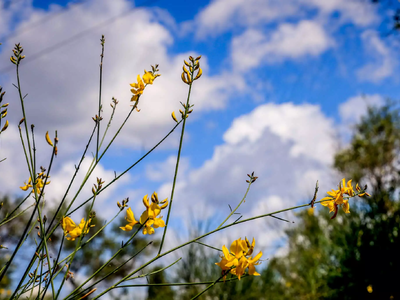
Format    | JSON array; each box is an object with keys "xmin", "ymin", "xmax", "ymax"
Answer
[
  {"xmin": 320, "ymin": 178, "xmax": 369, "ymax": 219},
  {"xmin": 215, "ymin": 237, "xmax": 263, "ymax": 280},
  {"xmin": 20, "ymin": 168, "xmax": 50, "ymax": 194},
  {"xmin": 130, "ymin": 65, "xmax": 160, "ymax": 102},
  {"xmin": 120, "ymin": 192, "xmax": 168, "ymax": 235},
  {"xmin": 62, "ymin": 217, "xmax": 94, "ymax": 241},
  {"xmin": 10, "ymin": 43, "xmax": 25, "ymax": 66},
  {"xmin": 181, "ymin": 55, "xmax": 202, "ymax": 85}
]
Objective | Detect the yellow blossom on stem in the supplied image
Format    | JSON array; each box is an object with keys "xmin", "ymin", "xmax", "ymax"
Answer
[
  {"xmin": 62, "ymin": 217, "xmax": 93, "ymax": 241},
  {"xmin": 130, "ymin": 75, "xmax": 145, "ymax": 102},
  {"xmin": 321, "ymin": 178, "xmax": 368, "ymax": 219},
  {"xmin": 129, "ymin": 67, "xmax": 160, "ymax": 102},
  {"xmin": 120, "ymin": 192, "xmax": 168, "ymax": 235},
  {"xmin": 215, "ymin": 237, "xmax": 262, "ymax": 281},
  {"xmin": 19, "ymin": 172, "xmax": 50, "ymax": 194},
  {"xmin": 142, "ymin": 70, "xmax": 155, "ymax": 84},
  {"xmin": 119, "ymin": 208, "xmax": 138, "ymax": 231}
]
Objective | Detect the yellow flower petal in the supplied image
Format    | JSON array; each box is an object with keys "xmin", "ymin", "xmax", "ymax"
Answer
[
  {"xmin": 171, "ymin": 111, "xmax": 178, "ymax": 122},
  {"xmin": 45, "ymin": 131, "xmax": 54, "ymax": 147}
]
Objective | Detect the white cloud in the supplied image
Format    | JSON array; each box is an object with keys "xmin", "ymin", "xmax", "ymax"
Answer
[
  {"xmin": 193, "ymin": 0, "xmax": 299, "ymax": 39},
  {"xmin": 231, "ymin": 21, "xmax": 332, "ymax": 71},
  {"xmin": 223, "ymin": 103, "xmax": 335, "ymax": 164},
  {"xmin": 0, "ymin": 0, "xmax": 243, "ymax": 158},
  {"xmin": 339, "ymin": 94, "xmax": 384, "ymax": 125},
  {"xmin": 151, "ymin": 102, "xmax": 349, "ymax": 264},
  {"xmin": 191, "ymin": 0, "xmax": 378, "ymax": 39},
  {"xmin": 0, "ymin": 0, "xmax": 249, "ymax": 200},
  {"xmin": 356, "ymin": 30, "xmax": 396, "ymax": 82},
  {"xmin": 156, "ymin": 102, "xmax": 338, "ymax": 255},
  {"xmin": 305, "ymin": 0, "xmax": 378, "ymax": 27}
]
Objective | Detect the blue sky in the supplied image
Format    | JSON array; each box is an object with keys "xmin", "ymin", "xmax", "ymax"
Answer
[{"xmin": 1, "ymin": 0, "xmax": 400, "ymax": 259}]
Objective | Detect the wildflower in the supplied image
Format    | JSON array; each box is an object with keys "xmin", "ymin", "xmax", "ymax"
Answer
[
  {"xmin": 120, "ymin": 192, "xmax": 168, "ymax": 235},
  {"xmin": 142, "ymin": 70, "xmax": 155, "ymax": 84},
  {"xmin": 130, "ymin": 67, "xmax": 160, "ymax": 102},
  {"xmin": 181, "ymin": 56, "xmax": 202, "ymax": 85},
  {"xmin": 20, "ymin": 171, "xmax": 50, "ymax": 194},
  {"xmin": 130, "ymin": 75, "xmax": 145, "ymax": 102},
  {"xmin": 120, "ymin": 208, "xmax": 138, "ymax": 231},
  {"xmin": 320, "ymin": 178, "xmax": 368, "ymax": 219},
  {"xmin": 367, "ymin": 285, "xmax": 373, "ymax": 293},
  {"xmin": 215, "ymin": 237, "xmax": 262, "ymax": 281},
  {"xmin": 62, "ymin": 217, "xmax": 93, "ymax": 241}
]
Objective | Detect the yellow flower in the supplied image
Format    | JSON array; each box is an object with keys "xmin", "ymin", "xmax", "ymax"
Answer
[
  {"xmin": 62, "ymin": 217, "xmax": 93, "ymax": 241},
  {"xmin": 215, "ymin": 237, "xmax": 262, "ymax": 281},
  {"xmin": 367, "ymin": 285, "xmax": 373, "ymax": 293},
  {"xmin": 130, "ymin": 75, "xmax": 145, "ymax": 102},
  {"xmin": 120, "ymin": 208, "xmax": 138, "ymax": 231},
  {"xmin": 129, "ymin": 69, "xmax": 160, "ymax": 102},
  {"xmin": 20, "ymin": 173, "xmax": 50, "ymax": 194},
  {"xmin": 320, "ymin": 178, "xmax": 360, "ymax": 218},
  {"xmin": 247, "ymin": 251, "xmax": 263, "ymax": 276},
  {"xmin": 120, "ymin": 192, "xmax": 168, "ymax": 235},
  {"xmin": 142, "ymin": 70, "xmax": 155, "ymax": 84},
  {"xmin": 20, "ymin": 177, "xmax": 32, "ymax": 191}
]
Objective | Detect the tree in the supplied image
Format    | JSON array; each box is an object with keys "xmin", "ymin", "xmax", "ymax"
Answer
[{"xmin": 258, "ymin": 104, "xmax": 400, "ymax": 299}]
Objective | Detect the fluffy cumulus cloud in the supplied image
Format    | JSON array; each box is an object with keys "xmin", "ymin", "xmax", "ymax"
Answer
[
  {"xmin": 0, "ymin": 0, "xmax": 246, "ymax": 197},
  {"xmin": 158, "ymin": 102, "xmax": 339, "ymax": 250},
  {"xmin": 231, "ymin": 21, "xmax": 332, "ymax": 71},
  {"xmin": 0, "ymin": 0, "xmax": 242, "ymax": 157},
  {"xmin": 356, "ymin": 30, "xmax": 396, "ymax": 83}
]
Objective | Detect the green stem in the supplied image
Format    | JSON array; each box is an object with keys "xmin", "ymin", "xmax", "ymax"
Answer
[
  {"xmin": 92, "ymin": 200, "xmax": 317, "ymax": 300},
  {"xmin": 65, "ymin": 221, "xmax": 144, "ymax": 299},
  {"xmin": 7, "ymin": 145, "xmax": 57, "ymax": 298},
  {"xmin": 191, "ymin": 270, "xmax": 230, "ymax": 300},
  {"xmin": 96, "ymin": 36, "xmax": 105, "ymax": 161},
  {"xmin": 217, "ymin": 180, "xmax": 252, "ymax": 229},
  {"xmin": 114, "ymin": 275, "xmax": 244, "ymax": 288},
  {"xmin": 16, "ymin": 64, "xmax": 34, "ymax": 178},
  {"xmin": 0, "ymin": 202, "xmax": 34, "ymax": 227},
  {"xmin": 68, "ymin": 120, "xmax": 181, "ymax": 215},
  {"xmin": 67, "ymin": 237, "xmax": 150, "ymax": 300},
  {"xmin": 126, "ymin": 257, "xmax": 181, "ymax": 281},
  {"xmin": 158, "ymin": 83, "xmax": 193, "ymax": 255}
]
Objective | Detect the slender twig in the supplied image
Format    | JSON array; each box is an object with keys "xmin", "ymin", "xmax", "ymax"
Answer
[
  {"xmin": 67, "ymin": 238, "xmax": 150, "ymax": 300},
  {"xmin": 194, "ymin": 241, "xmax": 222, "ymax": 252},
  {"xmin": 40, "ymin": 234, "xmax": 64, "ymax": 300},
  {"xmin": 68, "ymin": 120, "xmax": 181, "ymax": 215},
  {"xmin": 158, "ymin": 76, "xmax": 194, "ymax": 255},
  {"xmin": 92, "ymin": 200, "xmax": 323, "ymax": 300},
  {"xmin": 13, "ymin": 123, "xmax": 97, "ymax": 295},
  {"xmin": 126, "ymin": 257, "xmax": 181, "ymax": 281},
  {"xmin": 114, "ymin": 275, "xmax": 245, "ymax": 288},
  {"xmin": 191, "ymin": 270, "xmax": 230, "ymax": 300},
  {"xmin": 217, "ymin": 180, "xmax": 253, "ymax": 229},
  {"xmin": 7, "ymin": 143, "xmax": 57, "ymax": 297},
  {"xmin": 96, "ymin": 36, "xmax": 105, "ymax": 161}
]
